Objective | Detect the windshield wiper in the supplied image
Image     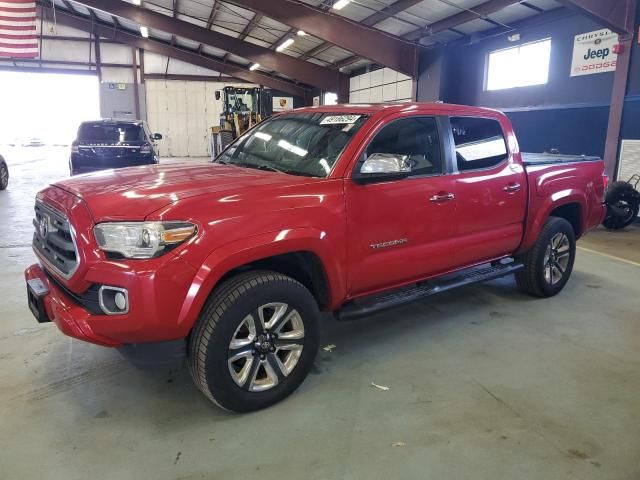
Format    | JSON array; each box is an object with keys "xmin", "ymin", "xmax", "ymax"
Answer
[{"xmin": 229, "ymin": 162, "xmax": 285, "ymax": 174}]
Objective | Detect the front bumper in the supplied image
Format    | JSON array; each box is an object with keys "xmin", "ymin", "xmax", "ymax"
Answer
[{"xmin": 25, "ymin": 252, "xmax": 198, "ymax": 347}]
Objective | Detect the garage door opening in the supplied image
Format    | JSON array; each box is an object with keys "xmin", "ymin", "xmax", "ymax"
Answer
[{"xmin": 0, "ymin": 71, "xmax": 100, "ymax": 178}]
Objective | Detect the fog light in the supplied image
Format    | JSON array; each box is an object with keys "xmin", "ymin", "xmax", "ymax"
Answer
[
  {"xmin": 98, "ymin": 286, "xmax": 129, "ymax": 315},
  {"xmin": 114, "ymin": 292, "xmax": 127, "ymax": 311}
]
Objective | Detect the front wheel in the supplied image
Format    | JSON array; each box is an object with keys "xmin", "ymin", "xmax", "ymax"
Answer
[
  {"xmin": 516, "ymin": 217, "xmax": 576, "ymax": 298},
  {"xmin": 188, "ymin": 271, "xmax": 320, "ymax": 412}
]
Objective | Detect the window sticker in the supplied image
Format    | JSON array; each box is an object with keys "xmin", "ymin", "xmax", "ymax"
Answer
[{"xmin": 320, "ymin": 115, "xmax": 361, "ymax": 125}]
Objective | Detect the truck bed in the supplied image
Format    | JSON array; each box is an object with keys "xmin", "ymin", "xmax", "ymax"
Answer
[{"xmin": 522, "ymin": 152, "xmax": 601, "ymax": 166}]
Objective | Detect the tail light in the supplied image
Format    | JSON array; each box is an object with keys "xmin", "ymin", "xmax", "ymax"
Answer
[
  {"xmin": 71, "ymin": 142, "xmax": 79, "ymax": 154},
  {"xmin": 141, "ymin": 143, "xmax": 152, "ymax": 154}
]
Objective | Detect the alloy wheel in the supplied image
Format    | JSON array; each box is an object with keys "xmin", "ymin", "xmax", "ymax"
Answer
[
  {"xmin": 228, "ymin": 302, "xmax": 304, "ymax": 392},
  {"xmin": 543, "ymin": 232, "xmax": 571, "ymax": 285}
]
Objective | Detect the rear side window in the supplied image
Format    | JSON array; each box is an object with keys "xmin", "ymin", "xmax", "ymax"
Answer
[
  {"xmin": 78, "ymin": 123, "xmax": 144, "ymax": 143},
  {"xmin": 366, "ymin": 117, "xmax": 442, "ymax": 176},
  {"xmin": 450, "ymin": 117, "xmax": 508, "ymax": 171}
]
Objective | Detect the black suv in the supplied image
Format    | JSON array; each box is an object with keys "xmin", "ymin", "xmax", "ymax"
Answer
[{"xmin": 69, "ymin": 120, "xmax": 162, "ymax": 176}]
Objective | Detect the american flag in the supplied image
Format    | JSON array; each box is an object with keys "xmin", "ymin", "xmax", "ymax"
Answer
[{"xmin": 0, "ymin": 1, "xmax": 38, "ymax": 58}]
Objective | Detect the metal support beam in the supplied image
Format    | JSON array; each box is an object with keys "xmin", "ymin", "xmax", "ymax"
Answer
[
  {"xmin": 556, "ymin": 0, "xmax": 635, "ymax": 34},
  {"xmin": 225, "ymin": 0, "xmax": 418, "ymax": 77},
  {"xmin": 604, "ymin": 31, "xmax": 636, "ymax": 178},
  {"xmin": 68, "ymin": 0, "xmax": 345, "ymax": 91},
  {"xmin": 299, "ymin": 0, "xmax": 421, "ymax": 62},
  {"xmin": 131, "ymin": 47, "xmax": 141, "ymax": 119},
  {"xmin": 145, "ymin": 73, "xmax": 241, "ymax": 82},
  {"xmin": 404, "ymin": 0, "xmax": 524, "ymax": 41},
  {"xmin": 362, "ymin": 0, "xmax": 423, "ymax": 26},
  {"xmin": 43, "ymin": 7, "xmax": 308, "ymax": 97},
  {"xmin": 94, "ymin": 33, "xmax": 102, "ymax": 81}
]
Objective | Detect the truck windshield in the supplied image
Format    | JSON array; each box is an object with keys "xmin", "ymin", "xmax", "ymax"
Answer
[
  {"xmin": 217, "ymin": 112, "xmax": 369, "ymax": 178},
  {"xmin": 78, "ymin": 124, "xmax": 144, "ymax": 143}
]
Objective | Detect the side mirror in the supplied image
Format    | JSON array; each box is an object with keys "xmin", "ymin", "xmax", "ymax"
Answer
[
  {"xmin": 152, "ymin": 133, "xmax": 163, "ymax": 140},
  {"xmin": 215, "ymin": 90, "xmax": 221, "ymax": 101},
  {"xmin": 352, "ymin": 153, "xmax": 411, "ymax": 183}
]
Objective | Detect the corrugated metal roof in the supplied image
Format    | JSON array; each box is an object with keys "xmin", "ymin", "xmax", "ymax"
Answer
[{"xmin": 54, "ymin": 0, "xmax": 562, "ymax": 79}]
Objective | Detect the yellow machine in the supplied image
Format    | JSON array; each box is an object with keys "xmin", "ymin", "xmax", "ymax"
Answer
[{"xmin": 216, "ymin": 86, "xmax": 268, "ymax": 140}]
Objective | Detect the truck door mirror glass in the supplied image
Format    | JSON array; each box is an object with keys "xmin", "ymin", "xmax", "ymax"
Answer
[
  {"xmin": 353, "ymin": 153, "xmax": 412, "ymax": 183},
  {"xmin": 152, "ymin": 133, "xmax": 163, "ymax": 140},
  {"xmin": 361, "ymin": 153, "xmax": 411, "ymax": 174}
]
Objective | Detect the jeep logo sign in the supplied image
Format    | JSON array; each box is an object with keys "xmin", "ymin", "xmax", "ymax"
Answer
[{"xmin": 571, "ymin": 28, "xmax": 619, "ymax": 77}]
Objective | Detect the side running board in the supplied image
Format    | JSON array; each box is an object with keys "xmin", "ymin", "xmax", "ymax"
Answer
[{"xmin": 337, "ymin": 261, "xmax": 524, "ymax": 321}]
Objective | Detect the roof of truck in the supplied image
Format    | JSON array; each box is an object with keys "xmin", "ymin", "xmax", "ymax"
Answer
[{"xmin": 291, "ymin": 102, "xmax": 505, "ymax": 117}]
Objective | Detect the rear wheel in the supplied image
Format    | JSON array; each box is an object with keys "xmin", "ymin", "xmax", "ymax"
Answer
[
  {"xmin": 0, "ymin": 162, "xmax": 8, "ymax": 190},
  {"xmin": 516, "ymin": 217, "xmax": 576, "ymax": 298},
  {"xmin": 188, "ymin": 271, "xmax": 320, "ymax": 412},
  {"xmin": 603, "ymin": 181, "xmax": 639, "ymax": 230}
]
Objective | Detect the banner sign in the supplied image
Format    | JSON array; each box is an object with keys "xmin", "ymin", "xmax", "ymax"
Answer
[{"xmin": 570, "ymin": 28, "xmax": 618, "ymax": 77}]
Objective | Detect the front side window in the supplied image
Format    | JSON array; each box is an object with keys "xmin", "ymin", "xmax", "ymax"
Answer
[
  {"xmin": 366, "ymin": 117, "xmax": 442, "ymax": 176},
  {"xmin": 451, "ymin": 117, "xmax": 508, "ymax": 172},
  {"xmin": 486, "ymin": 38, "xmax": 551, "ymax": 91},
  {"xmin": 218, "ymin": 112, "xmax": 368, "ymax": 178}
]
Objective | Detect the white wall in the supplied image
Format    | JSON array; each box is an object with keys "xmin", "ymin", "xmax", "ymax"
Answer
[
  {"xmin": 145, "ymin": 79, "xmax": 255, "ymax": 157},
  {"xmin": 349, "ymin": 67, "xmax": 414, "ymax": 104}
]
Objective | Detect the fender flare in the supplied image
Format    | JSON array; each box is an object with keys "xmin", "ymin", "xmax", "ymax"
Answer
[
  {"xmin": 519, "ymin": 189, "xmax": 587, "ymax": 253},
  {"xmin": 175, "ymin": 228, "xmax": 346, "ymax": 335}
]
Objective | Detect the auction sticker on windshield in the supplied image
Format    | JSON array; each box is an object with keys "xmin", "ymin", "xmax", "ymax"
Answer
[{"xmin": 320, "ymin": 115, "xmax": 361, "ymax": 125}]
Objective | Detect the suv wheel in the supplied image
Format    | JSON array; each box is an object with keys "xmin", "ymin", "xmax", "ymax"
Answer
[
  {"xmin": 189, "ymin": 271, "xmax": 320, "ymax": 412},
  {"xmin": 516, "ymin": 217, "xmax": 576, "ymax": 298},
  {"xmin": 0, "ymin": 162, "xmax": 8, "ymax": 190}
]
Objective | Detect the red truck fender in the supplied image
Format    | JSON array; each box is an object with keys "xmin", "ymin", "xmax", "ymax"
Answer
[
  {"xmin": 175, "ymin": 228, "xmax": 346, "ymax": 334},
  {"xmin": 518, "ymin": 188, "xmax": 588, "ymax": 254}
]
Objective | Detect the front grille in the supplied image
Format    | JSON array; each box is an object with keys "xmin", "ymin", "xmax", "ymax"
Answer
[{"xmin": 32, "ymin": 201, "xmax": 79, "ymax": 279}]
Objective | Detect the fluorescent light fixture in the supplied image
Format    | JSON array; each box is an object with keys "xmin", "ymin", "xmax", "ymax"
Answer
[
  {"xmin": 276, "ymin": 38, "xmax": 295, "ymax": 52},
  {"xmin": 249, "ymin": 63, "xmax": 260, "ymax": 71},
  {"xmin": 277, "ymin": 139, "xmax": 307, "ymax": 157},
  {"xmin": 332, "ymin": 0, "xmax": 350, "ymax": 10},
  {"xmin": 254, "ymin": 132, "xmax": 272, "ymax": 141},
  {"xmin": 140, "ymin": 26, "xmax": 149, "ymax": 38},
  {"xmin": 297, "ymin": 30, "xmax": 306, "ymax": 36},
  {"xmin": 132, "ymin": 0, "xmax": 141, "ymax": 4}
]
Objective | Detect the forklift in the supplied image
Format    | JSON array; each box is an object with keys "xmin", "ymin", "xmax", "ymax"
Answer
[{"xmin": 211, "ymin": 87, "xmax": 272, "ymax": 156}]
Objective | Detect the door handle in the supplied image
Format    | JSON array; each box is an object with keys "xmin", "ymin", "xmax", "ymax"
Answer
[
  {"xmin": 429, "ymin": 192, "xmax": 455, "ymax": 203},
  {"xmin": 503, "ymin": 183, "xmax": 521, "ymax": 193}
]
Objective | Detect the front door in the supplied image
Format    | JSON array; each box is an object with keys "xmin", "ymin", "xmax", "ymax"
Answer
[{"xmin": 346, "ymin": 116, "xmax": 457, "ymax": 297}]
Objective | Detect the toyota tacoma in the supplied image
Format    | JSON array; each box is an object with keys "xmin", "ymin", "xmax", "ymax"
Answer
[{"xmin": 25, "ymin": 103, "xmax": 607, "ymax": 412}]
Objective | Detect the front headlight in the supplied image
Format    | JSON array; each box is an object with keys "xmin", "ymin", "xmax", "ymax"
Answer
[{"xmin": 94, "ymin": 221, "xmax": 197, "ymax": 259}]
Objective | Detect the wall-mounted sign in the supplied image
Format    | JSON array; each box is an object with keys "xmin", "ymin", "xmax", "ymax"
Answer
[
  {"xmin": 108, "ymin": 83, "xmax": 128, "ymax": 90},
  {"xmin": 570, "ymin": 28, "xmax": 619, "ymax": 77},
  {"xmin": 272, "ymin": 96, "xmax": 293, "ymax": 112}
]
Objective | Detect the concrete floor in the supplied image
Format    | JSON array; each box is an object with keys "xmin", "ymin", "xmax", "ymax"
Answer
[{"xmin": 1, "ymin": 146, "xmax": 639, "ymax": 480}]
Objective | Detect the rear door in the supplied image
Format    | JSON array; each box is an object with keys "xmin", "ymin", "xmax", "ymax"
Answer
[
  {"xmin": 345, "ymin": 115, "xmax": 458, "ymax": 296},
  {"xmin": 448, "ymin": 116, "xmax": 527, "ymax": 266}
]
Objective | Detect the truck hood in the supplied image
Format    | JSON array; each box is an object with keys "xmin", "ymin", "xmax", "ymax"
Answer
[{"xmin": 54, "ymin": 163, "xmax": 311, "ymax": 221}]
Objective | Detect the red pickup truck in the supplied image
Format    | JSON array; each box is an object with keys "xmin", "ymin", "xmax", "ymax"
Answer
[{"xmin": 25, "ymin": 103, "xmax": 607, "ymax": 412}]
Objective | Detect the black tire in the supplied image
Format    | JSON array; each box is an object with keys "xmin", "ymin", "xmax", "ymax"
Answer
[
  {"xmin": 516, "ymin": 217, "xmax": 576, "ymax": 298},
  {"xmin": 0, "ymin": 161, "xmax": 8, "ymax": 190},
  {"xmin": 603, "ymin": 181, "xmax": 640, "ymax": 230},
  {"xmin": 188, "ymin": 270, "xmax": 320, "ymax": 412}
]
